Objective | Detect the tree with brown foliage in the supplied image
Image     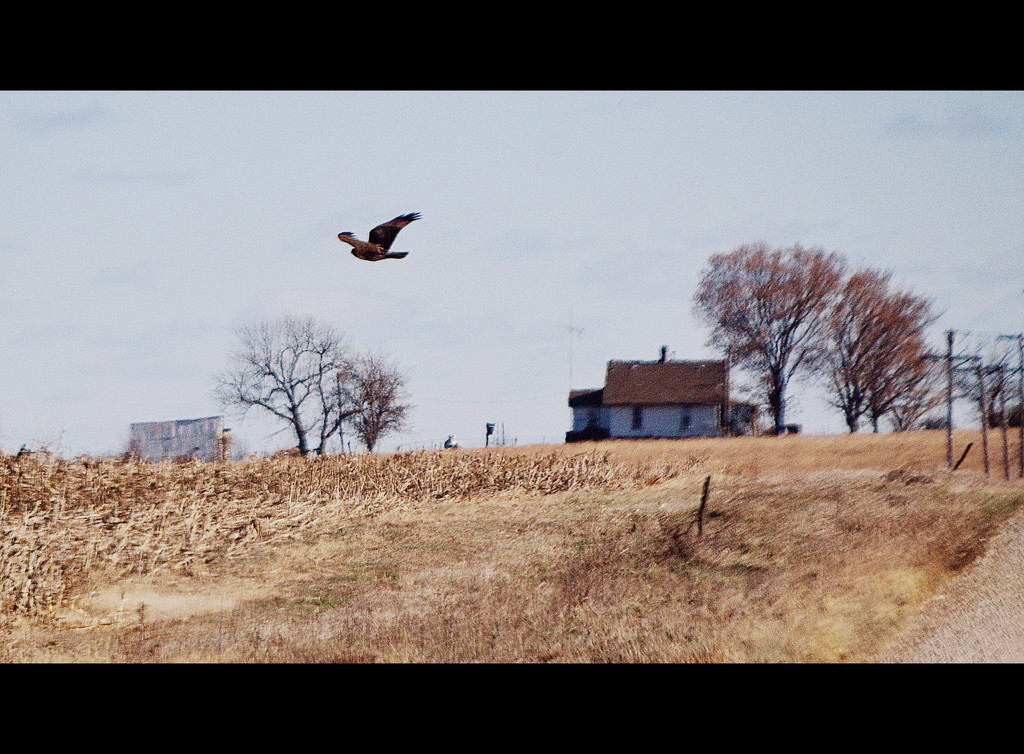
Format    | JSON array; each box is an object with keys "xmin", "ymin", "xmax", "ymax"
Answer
[
  {"xmin": 693, "ymin": 242, "xmax": 845, "ymax": 434},
  {"xmin": 817, "ymin": 268, "xmax": 937, "ymax": 432},
  {"xmin": 860, "ymin": 286, "xmax": 937, "ymax": 432},
  {"xmin": 345, "ymin": 352, "xmax": 411, "ymax": 452},
  {"xmin": 887, "ymin": 356, "xmax": 945, "ymax": 431}
]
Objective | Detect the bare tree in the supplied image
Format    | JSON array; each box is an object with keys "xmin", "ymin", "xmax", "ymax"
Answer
[
  {"xmin": 817, "ymin": 268, "xmax": 937, "ymax": 432},
  {"xmin": 693, "ymin": 242, "xmax": 845, "ymax": 434},
  {"xmin": 347, "ymin": 352, "xmax": 411, "ymax": 452},
  {"xmin": 213, "ymin": 314, "xmax": 355, "ymax": 456}
]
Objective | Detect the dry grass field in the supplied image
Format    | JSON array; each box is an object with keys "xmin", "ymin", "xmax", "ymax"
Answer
[{"xmin": 2, "ymin": 429, "xmax": 1022, "ymax": 663}]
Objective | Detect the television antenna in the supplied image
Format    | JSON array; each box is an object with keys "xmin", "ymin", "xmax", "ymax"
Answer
[{"xmin": 566, "ymin": 304, "xmax": 585, "ymax": 390}]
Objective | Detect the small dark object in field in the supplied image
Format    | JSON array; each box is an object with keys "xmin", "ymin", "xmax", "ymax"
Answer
[
  {"xmin": 953, "ymin": 442, "xmax": 974, "ymax": 471},
  {"xmin": 883, "ymin": 469, "xmax": 934, "ymax": 485}
]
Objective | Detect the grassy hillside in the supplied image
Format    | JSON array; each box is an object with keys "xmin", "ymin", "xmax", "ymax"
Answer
[{"xmin": 1, "ymin": 429, "xmax": 1021, "ymax": 662}]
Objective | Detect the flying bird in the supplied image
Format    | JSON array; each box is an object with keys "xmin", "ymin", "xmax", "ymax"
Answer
[{"xmin": 338, "ymin": 212, "xmax": 421, "ymax": 261}]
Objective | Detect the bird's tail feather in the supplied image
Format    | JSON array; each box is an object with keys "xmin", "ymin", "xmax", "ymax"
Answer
[{"xmin": 385, "ymin": 252, "xmax": 409, "ymax": 259}]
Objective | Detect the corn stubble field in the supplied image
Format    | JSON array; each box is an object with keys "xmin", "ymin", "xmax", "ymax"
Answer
[{"xmin": 2, "ymin": 429, "xmax": 1022, "ymax": 663}]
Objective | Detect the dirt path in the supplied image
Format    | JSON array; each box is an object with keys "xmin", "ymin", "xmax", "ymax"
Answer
[{"xmin": 877, "ymin": 506, "xmax": 1024, "ymax": 663}]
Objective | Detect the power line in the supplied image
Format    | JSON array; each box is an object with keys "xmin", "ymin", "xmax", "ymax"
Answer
[{"xmin": 420, "ymin": 393, "xmax": 563, "ymax": 405}]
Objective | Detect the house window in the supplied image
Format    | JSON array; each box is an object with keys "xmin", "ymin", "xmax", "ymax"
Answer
[{"xmin": 631, "ymin": 406, "xmax": 643, "ymax": 430}]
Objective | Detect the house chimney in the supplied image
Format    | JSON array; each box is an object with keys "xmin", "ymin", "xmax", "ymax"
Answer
[{"xmin": 659, "ymin": 346, "xmax": 667, "ymax": 363}]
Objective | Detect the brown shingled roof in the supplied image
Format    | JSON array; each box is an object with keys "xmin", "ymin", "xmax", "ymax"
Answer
[
  {"xmin": 601, "ymin": 360, "xmax": 727, "ymax": 405},
  {"xmin": 569, "ymin": 388, "xmax": 604, "ymax": 407}
]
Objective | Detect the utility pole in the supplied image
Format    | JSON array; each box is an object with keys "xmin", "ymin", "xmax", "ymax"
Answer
[
  {"xmin": 724, "ymin": 346, "xmax": 732, "ymax": 437},
  {"xmin": 997, "ymin": 333, "xmax": 1024, "ymax": 478},
  {"xmin": 946, "ymin": 330, "xmax": 955, "ymax": 467},
  {"xmin": 1019, "ymin": 335, "xmax": 1024, "ymax": 478},
  {"xmin": 998, "ymin": 365, "xmax": 1010, "ymax": 480},
  {"xmin": 977, "ymin": 360, "xmax": 990, "ymax": 477},
  {"xmin": 927, "ymin": 329, "xmax": 964, "ymax": 469}
]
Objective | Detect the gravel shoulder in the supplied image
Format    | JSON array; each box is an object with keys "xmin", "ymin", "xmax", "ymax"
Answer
[{"xmin": 877, "ymin": 504, "xmax": 1024, "ymax": 663}]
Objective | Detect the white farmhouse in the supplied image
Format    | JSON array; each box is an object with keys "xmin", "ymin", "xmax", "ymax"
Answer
[{"xmin": 567, "ymin": 349, "xmax": 756, "ymax": 442}]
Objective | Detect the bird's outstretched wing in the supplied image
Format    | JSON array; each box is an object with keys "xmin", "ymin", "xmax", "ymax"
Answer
[{"xmin": 369, "ymin": 212, "xmax": 421, "ymax": 250}]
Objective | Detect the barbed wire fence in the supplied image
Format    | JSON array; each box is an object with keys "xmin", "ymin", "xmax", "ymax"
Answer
[{"xmin": 934, "ymin": 329, "xmax": 1024, "ymax": 478}]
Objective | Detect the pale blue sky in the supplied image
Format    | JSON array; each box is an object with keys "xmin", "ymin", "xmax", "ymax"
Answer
[{"xmin": 1, "ymin": 91, "xmax": 1021, "ymax": 455}]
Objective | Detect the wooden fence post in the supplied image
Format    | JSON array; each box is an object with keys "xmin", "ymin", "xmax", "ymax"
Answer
[{"xmin": 696, "ymin": 475, "xmax": 711, "ymax": 539}]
